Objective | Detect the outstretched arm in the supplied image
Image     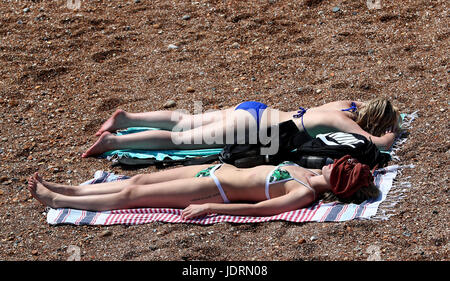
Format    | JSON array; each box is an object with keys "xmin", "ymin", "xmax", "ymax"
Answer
[
  {"xmin": 181, "ymin": 189, "xmax": 313, "ymax": 219},
  {"xmin": 329, "ymin": 113, "xmax": 397, "ymax": 150}
]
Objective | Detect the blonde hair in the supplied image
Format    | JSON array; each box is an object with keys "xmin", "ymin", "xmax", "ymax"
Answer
[
  {"xmin": 356, "ymin": 98, "xmax": 400, "ymax": 137},
  {"xmin": 321, "ymin": 181, "xmax": 380, "ymax": 204}
]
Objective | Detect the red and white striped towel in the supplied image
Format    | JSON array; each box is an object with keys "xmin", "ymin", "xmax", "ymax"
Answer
[{"xmin": 47, "ymin": 165, "xmax": 402, "ymax": 225}]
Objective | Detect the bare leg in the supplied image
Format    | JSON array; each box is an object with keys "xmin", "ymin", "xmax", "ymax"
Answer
[
  {"xmin": 82, "ymin": 116, "xmax": 240, "ymax": 158},
  {"xmin": 82, "ymin": 107, "xmax": 260, "ymax": 158},
  {"xmin": 83, "ymin": 130, "xmax": 180, "ymax": 158},
  {"xmin": 95, "ymin": 109, "xmax": 178, "ymax": 136},
  {"xmin": 33, "ymin": 172, "xmax": 135, "ymax": 196},
  {"xmin": 82, "ymin": 129, "xmax": 226, "ymax": 158},
  {"xmin": 37, "ymin": 165, "xmax": 211, "ymax": 196},
  {"xmin": 28, "ymin": 173, "xmax": 223, "ymax": 211},
  {"xmin": 83, "ymin": 108, "xmax": 234, "ymax": 157},
  {"xmin": 95, "ymin": 108, "xmax": 232, "ymax": 136}
]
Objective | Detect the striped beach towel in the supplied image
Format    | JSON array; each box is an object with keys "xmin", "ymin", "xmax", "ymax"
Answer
[{"xmin": 46, "ymin": 164, "xmax": 409, "ymax": 225}]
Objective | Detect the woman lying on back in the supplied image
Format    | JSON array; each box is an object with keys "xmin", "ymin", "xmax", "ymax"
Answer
[{"xmin": 28, "ymin": 155, "xmax": 379, "ymax": 219}]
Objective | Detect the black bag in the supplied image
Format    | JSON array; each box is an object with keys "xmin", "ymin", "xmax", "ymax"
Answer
[
  {"xmin": 219, "ymin": 127, "xmax": 390, "ymax": 169},
  {"xmin": 219, "ymin": 120, "xmax": 312, "ymax": 168},
  {"xmin": 293, "ymin": 132, "xmax": 390, "ymax": 168}
]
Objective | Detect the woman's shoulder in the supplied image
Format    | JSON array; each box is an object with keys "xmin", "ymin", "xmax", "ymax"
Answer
[
  {"xmin": 314, "ymin": 100, "xmax": 358, "ymax": 110},
  {"xmin": 306, "ymin": 108, "xmax": 349, "ymax": 123},
  {"xmin": 289, "ymin": 165, "xmax": 321, "ymax": 176}
]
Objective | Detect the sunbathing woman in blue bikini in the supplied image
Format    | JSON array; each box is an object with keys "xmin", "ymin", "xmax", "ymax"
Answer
[
  {"xmin": 28, "ymin": 155, "xmax": 378, "ymax": 218},
  {"xmin": 82, "ymin": 98, "xmax": 400, "ymax": 158}
]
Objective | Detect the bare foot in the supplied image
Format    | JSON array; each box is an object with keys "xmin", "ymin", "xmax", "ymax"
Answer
[
  {"xmin": 95, "ymin": 109, "xmax": 128, "ymax": 136},
  {"xmin": 82, "ymin": 131, "xmax": 114, "ymax": 158},
  {"xmin": 27, "ymin": 172, "xmax": 58, "ymax": 208},
  {"xmin": 37, "ymin": 176, "xmax": 77, "ymax": 195}
]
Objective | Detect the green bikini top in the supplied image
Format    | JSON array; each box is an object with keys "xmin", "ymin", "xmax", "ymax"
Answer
[{"xmin": 265, "ymin": 161, "xmax": 317, "ymax": 200}]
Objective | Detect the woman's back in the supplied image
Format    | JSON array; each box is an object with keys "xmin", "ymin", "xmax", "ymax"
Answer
[{"xmin": 274, "ymin": 100, "xmax": 361, "ymax": 138}]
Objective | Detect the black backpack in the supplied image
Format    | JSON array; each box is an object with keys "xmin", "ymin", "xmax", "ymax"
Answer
[
  {"xmin": 292, "ymin": 132, "xmax": 391, "ymax": 168},
  {"xmin": 219, "ymin": 123, "xmax": 390, "ymax": 169},
  {"xmin": 218, "ymin": 120, "xmax": 313, "ymax": 168}
]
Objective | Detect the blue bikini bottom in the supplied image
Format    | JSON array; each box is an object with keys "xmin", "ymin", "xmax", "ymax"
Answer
[{"xmin": 235, "ymin": 101, "xmax": 268, "ymax": 129}]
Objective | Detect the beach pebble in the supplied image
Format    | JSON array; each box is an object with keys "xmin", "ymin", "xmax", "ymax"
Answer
[
  {"xmin": 168, "ymin": 44, "xmax": 179, "ymax": 50},
  {"xmin": 163, "ymin": 100, "xmax": 176, "ymax": 108},
  {"xmin": 23, "ymin": 7, "xmax": 31, "ymax": 13},
  {"xmin": 99, "ymin": 230, "xmax": 113, "ymax": 237},
  {"xmin": 332, "ymin": 7, "xmax": 340, "ymax": 13},
  {"xmin": 310, "ymin": 235, "xmax": 318, "ymax": 241},
  {"xmin": 231, "ymin": 42, "xmax": 240, "ymax": 49},
  {"xmin": 297, "ymin": 238, "xmax": 306, "ymax": 244},
  {"xmin": 186, "ymin": 86, "xmax": 195, "ymax": 93},
  {"xmin": 182, "ymin": 15, "xmax": 191, "ymax": 20}
]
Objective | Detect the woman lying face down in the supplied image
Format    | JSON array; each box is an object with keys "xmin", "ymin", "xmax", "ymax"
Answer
[
  {"xmin": 82, "ymin": 98, "xmax": 400, "ymax": 158},
  {"xmin": 28, "ymin": 155, "xmax": 379, "ymax": 219}
]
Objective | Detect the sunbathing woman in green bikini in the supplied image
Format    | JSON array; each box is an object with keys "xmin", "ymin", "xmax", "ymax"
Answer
[
  {"xmin": 28, "ymin": 155, "xmax": 378, "ymax": 218},
  {"xmin": 82, "ymin": 98, "xmax": 400, "ymax": 158}
]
